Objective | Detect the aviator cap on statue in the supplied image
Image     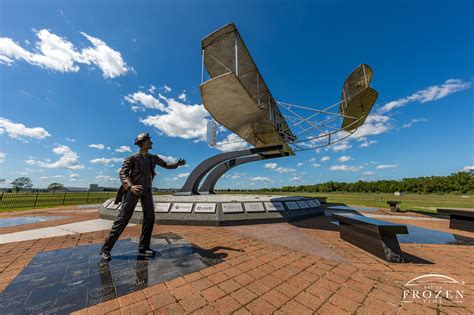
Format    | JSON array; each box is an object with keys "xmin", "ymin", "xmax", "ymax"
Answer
[{"xmin": 134, "ymin": 132, "xmax": 151, "ymax": 145}]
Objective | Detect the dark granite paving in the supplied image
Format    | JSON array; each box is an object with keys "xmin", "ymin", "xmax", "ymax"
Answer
[
  {"xmin": 327, "ymin": 205, "xmax": 379, "ymax": 212},
  {"xmin": 0, "ymin": 216, "xmax": 67, "ymax": 228},
  {"xmin": 0, "ymin": 233, "xmax": 223, "ymax": 314},
  {"xmin": 398, "ymin": 225, "xmax": 474, "ymax": 245}
]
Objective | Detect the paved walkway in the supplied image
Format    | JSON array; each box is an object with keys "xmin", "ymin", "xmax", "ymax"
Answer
[
  {"xmin": 0, "ymin": 219, "xmax": 135, "ymax": 244},
  {"xmin": 0, "ymin": 206, "xmax": 472, "ymax": 314}
]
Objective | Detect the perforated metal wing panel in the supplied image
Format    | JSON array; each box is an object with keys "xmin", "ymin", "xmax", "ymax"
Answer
[
  {"xmin": 201, "ymin": 23, "xmax": 295, "ymax": 155},
  {"xmin": 339, "ymin": 64, "xmax": 378, "ymax": 131}
]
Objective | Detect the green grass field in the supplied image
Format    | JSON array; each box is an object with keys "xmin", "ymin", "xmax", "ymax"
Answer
[
  {"xmin": 1, "ymin": 191, "xmax": 473, "ymax": 213},
  {"xmin": 222, "ymin": 192, "xmax": 474, "ymax": 211}
]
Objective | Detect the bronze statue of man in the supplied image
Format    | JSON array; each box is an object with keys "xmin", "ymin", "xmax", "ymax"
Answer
[{"xmin": 100, "ymin": 132, "xmax": 186, "ymax": 260}]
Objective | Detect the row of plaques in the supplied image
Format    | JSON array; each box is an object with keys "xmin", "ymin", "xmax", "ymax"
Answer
[{"xmin": 103, "ymin": 199, "xmax": 320, "ymax": 214}]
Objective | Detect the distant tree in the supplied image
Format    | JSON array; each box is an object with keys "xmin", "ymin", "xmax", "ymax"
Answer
[
  {"xmin": 47, "ymin": 182, "xmax": 64, "ymax": 193},
  {"xmin": 11, "ymin": 177, "xmax": 33, "ymax": 192}
]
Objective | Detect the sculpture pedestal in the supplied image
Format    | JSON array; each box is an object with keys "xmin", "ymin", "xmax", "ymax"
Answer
[{"xmin": 99, "ymin": 194, "xmax": 323, "ymax": 226}]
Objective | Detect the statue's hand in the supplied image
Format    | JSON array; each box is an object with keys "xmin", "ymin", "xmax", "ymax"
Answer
[
  {"xmin": 130, "ymin": 185, "xmax": 143, "ymax": 196},
  {"xmin": 177, "ymin": 159, "xmax": 186, "ymax": 166}
]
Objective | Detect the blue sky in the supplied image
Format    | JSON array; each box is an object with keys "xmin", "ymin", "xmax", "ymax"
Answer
[{"xmin": 0, "ymin": 0, "xmax": 472, "ymax": 189}]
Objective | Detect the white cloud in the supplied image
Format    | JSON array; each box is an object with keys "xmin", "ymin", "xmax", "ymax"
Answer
[
  {"xmin": 0, "ymin": 152, "xmax": 5, "ymax": 163},
  {"xmin": 65, "ymin": 137, "xmax": 76, "ymax": 142},
  {"xmin": 321, "ymin": 156, "xmax": 330, "ymax": 162},
  {"xmin": 0, "ymin": 55, "xmax": 13, "ymax": 64},
  {"xmin": 161, "ymin": 85, "xmax": 172, "ymax": 93},
  {"xmin": 264, "ymin": 162, "xmax": 295, "ymax": 174},
  {"xmin": 311, "ymin": 163, "xmax": 321, "ymax": 168},
  {"xmin": 69, "ymin": 173, "xmax": 80, "ymax": 178},
  {"xmin": 28, "ymin": 145, "xmax": 84, "ymax": 170},
  {"xmin": 462, "ymin": 166, "xmax": 473, "ymax": 172},
  {"xmin": 329, "ymin": 165, "xmax": 361, "ymax": 172},
  {"xmin": 214, "ymin": 133, "xmax": 249, "ymax": 152},
  {"xmin": 276, "ymin": 167, "xmax": 296, "ymax": 174},
  {"xmin": 376, "ymin": 164, "xmax": 398, "ymax": 169},
  {"xmin": 178, "ymin": 90, "xmax": 187, "ymax": 101},
  {"xmin": 148, "ymin": 85, "xmax": 156, "ymax": 94},
  {"xmin": 140, "ymin": 95, "xmax": 210, "ymax": 141},
  {"xmin": 225, "ymin": 172, "xmax": 245, "ymax": 179},
  {"xmin": 249, "ymin": 176, "xmax": 271, "ymax": 182},
  {"xmin": 157, "ymin": 155, "xmax": 178, "ymax": 164},
  {"xmin": 177, "ymin": 172, "xmax": 190, "ymax": 178},
  {"xmin": 89, "ymin": 143, "xmax": 105, "ymax": 149},
  {"xmin": 25, "ymin": 168, "xmax": 43, "ymax": 173},
  {"xmin": 79, "ymin": 32, "xmax": 129, "ymax": 78},
  {"xmin": 95, "ymin": 175, "xmax": 118, "ymax": 182},
  {"xmin": 297, "ymin": 162, "xmax": 304, "ymax": 167},
  {"xmin": 402, "ymin": 118, "xmax": 429, "ymax": 128},
  {"xmin": 0, "ymin": 29, "xmax": 129, "ymax": 78},
  {"xmin": 0, "ymin": 117, "xmax": 50, "ymax": 140},
  {"xmin": 353, "ymin": 115, "xmax": 391, "ymax": 139},
  {"xmin": 115, "ymin": 145, "xmax": 132, "ymax": 153},
  {"xmin": 379, "ymin": 79, "xmax": 471, "ymax": 114},
  {"xmin": 290, "ymin": 177, "xmax": 302, "ymax": 182},
  {"xmin": 124, "ymin": 91, "xmax": 166, "ymax": 111},
  {"xmin": 338, "ymin": 155, "xmax": 352, "ymax": 162},
  {"xmin": 331, "ymin": 142, "xmax": 352, "ymax": 152},
  {"xmin": 363, "ymin": 171, "xmax": 375, "ymax": 176},
  {"xmin": 359, "ymin": 140, "xmax": 377, "ymax": 148},
  {"xmin": 264, "ymin": 163, "xmax": 278, "ymax": 169},
  {"xmin": 90, "ymin": 157, "xmax": 124, "ymax": 166}
]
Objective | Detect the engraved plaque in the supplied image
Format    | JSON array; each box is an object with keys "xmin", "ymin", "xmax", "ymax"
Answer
[
  {"xmin": 222, "ymin": 203, "xmax": 243, "ymax": 213},
  {"xmin": 154, "ymin": 203, "xmax": 171, "ymax": 213},
  {"xmin": 107, "ymin": 202, "xmax": 121, "ymax": 210},
  {"xmin": 194, "ymin": 203, "xmax": 216, "ymax": 213},
  {"xmin": 306, "ymin": 199, "xmax": 321, "ymax": 208},
  {"xmin": 102, "ymin": 199, "xmax": 113, "ymax": 208},
  {"xmin": 264, "ymin": 202, "xmax": 285, "ymax": 212},
  {"xmin": 171, "ymin": 203, "xmax": 193, "ymax": 213},
  {"xmin": 244, "ymin": 202, "xmax": 265, "ymax": 212},
  {"xmin": 297, "ymin": 201, "xmax": 310, "ymax": 209},
  {"xmin": 285, "ymin": 201, "xmax": 300, "ymax": 210}
]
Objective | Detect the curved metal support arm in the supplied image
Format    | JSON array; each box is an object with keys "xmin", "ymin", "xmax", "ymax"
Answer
[
  {"xmin": 174, "ymin": 145, "xmax": 284, "ymax": 196},
  {"xmin": 199, "ymin": 153, "xmax": 283, "ymax": 194}
]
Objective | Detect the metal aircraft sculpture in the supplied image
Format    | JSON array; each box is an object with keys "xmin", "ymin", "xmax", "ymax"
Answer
[{"xmin": 175, "ymin": 23, "xmax": 378, "ymax": 195}]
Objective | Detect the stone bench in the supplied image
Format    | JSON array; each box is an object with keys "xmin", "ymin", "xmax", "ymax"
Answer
[
  {"xmin": 332, "ymin": 213, "xmax": 408, "ymax": 263},
  {"xmin": 437, "ymin": 208, "xmax": 474, "ymax": 232},
  {"xmin": 387, "ymin": 200, "xmax": 401, "ymax": 212}
]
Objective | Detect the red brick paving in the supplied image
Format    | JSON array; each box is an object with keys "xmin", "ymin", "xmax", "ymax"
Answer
[{"xmin": 0, "ymin": 206, "xmax": 472, "ymax": 314}]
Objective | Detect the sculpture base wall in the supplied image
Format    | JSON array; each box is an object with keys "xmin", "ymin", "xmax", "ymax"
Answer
[{"xmin": 99, "ymin": 194, "xmax": 323, "ymax": 226}]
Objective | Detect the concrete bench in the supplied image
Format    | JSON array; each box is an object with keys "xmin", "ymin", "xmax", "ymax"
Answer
[
  {"xmin": 437, "ymin": 208, "xmax": 474, "ymax": 232},
  {"xmin": 387, "ymin": 200, "xmax": 401, "ymax": 212},
  {"xmin": 332, "ymin": 213, "xmax": 408, "ymax": 263}
]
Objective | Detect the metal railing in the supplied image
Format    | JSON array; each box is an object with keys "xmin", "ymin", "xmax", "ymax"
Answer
[{"xmin": 0, "ymin": 192, "xmax": 114, "ymax": 210}]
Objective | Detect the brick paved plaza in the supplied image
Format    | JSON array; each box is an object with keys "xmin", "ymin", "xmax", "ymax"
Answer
[{"xmin": 0, "ymin": 205, "xmax": 472, "ymax": 314}]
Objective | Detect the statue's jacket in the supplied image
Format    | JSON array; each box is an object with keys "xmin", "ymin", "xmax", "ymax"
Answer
[{"xmin": 114, "ymin": 153, "xmax": 178, "ymax": 204}]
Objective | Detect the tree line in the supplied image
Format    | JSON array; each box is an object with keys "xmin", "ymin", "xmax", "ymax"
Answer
[
  {"xmin": 9, "ymin": 177, "xmax": 64, "ymax": 192},
  {"xmin": 256, "ymin": 171, "xmax": 474, "ymax": 194},
  {"xmin": 7, "ymin": 171, "xmax": 474, "ymax": 194}
]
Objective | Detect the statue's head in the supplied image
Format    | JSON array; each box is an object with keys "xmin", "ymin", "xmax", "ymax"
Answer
[{"xmin": 134, "ymin": 132, "xmax": 153, "ymax": 150}]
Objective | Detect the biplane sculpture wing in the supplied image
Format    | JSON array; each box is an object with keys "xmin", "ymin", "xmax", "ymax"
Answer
[
  {"xmin": 339, "ymin": 64, "xmax": 378, "ymax": 131},
  {"xmin": 200, "ymin": 23, "xmax": 295, "ymax": 156}
]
